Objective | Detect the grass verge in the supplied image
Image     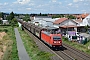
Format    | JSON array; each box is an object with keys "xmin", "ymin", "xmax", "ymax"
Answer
[
  {"xmin": 0, "ymin": 26, "xmax": 19, "ymax": 60},
  {"xmin": 18, "ymin": 27, "xmax": 53, "ymax": 60},
  {"xmin": 63, "ymin": 37, "xmax": 90, "ymax": 55}
]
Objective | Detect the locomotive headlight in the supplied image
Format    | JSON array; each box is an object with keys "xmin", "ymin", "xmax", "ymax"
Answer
[
  {"xmin": 58, "ymin": 41, "xmax": 60, "ymax": 43},
  {"xmin": 54, "ymin": 41, "xmax": 56, "ymax": 43}
]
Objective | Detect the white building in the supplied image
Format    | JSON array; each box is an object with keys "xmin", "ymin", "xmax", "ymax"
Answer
[
  {"xmin": 79, "ymin": 14, "xmax": 90, "ymax": 26},
  {"xmin": 31, "ymin": 18, "xmax": 60, "ymax": 28},
  {"xmin": 2, "ymin": 20, "xmax": 9, "ymax": 24}
]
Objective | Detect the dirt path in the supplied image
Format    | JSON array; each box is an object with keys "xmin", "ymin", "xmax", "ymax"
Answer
[{"xmin": 0, "ymin": 32, "xmax": 6, "ymax": 60}]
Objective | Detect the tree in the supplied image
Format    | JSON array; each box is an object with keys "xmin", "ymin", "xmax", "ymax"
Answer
[
  {"xmin": 23, "ymin": 14, "xmax": 30, "ymax": 22},
  {"xmin": 0, "ymin": 12, "xmax": 4, "ymax": 19},
  {"xmin": 84, "ymin": 25, "xmax": 89, "ymax": 32},
  {"xmin": 12, "ymin": 18, "xmax": 17, "ymax": 24},
  {"xmin": 6, "ymin": 15, "xmax": 10, "ymax": 20},
  {"xmin": 9, "ymin": 11, "xmax": 14, "ymax": 20},
  {"xmin": 0, "ymin": 20, "xmax": 2, "ymax": 24},
  {"xmin": 52, "ymin": 15, "xmax": 62, "ymax": 19},
  {"xmin": 10, "ymin": 18, "xmax": 18, "ymax": 27},
  {"xmin": 60, "ymin": 14, "xmax": 64, "ymax": 17},
  {"xmin": 40, "ymin": 12, "xmax": 41, "ymax": 16},
  {"xmin": 66, "ymin": 15, "xmax": 76, "ymax": 19},
  {"xmin": 6, "ymin": 11, "xmax": 15, "ymax": 23}
]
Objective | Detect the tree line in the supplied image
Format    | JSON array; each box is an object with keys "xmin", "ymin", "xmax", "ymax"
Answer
[
  {"xmin": 52, "ymin": 14, "xmax": 76, "ymax": 19},
  {"xmin": 0, "ymin": 11, "xmax": 31, "ymax": 25}
]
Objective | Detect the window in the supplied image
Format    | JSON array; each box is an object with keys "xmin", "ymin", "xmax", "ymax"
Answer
[
  {"xmin": 53, "ymin": 36, "xmax": 61, "ymax": 40},
  {"xmin": 72, "ymin": 36, "xmax": 77, "ymax": 39}
]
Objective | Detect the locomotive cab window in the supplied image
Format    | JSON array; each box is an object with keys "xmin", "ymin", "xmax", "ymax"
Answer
[
  {"xmin": 50, "ymin": 29, "xmax": 57, "ymax": 34},
  {"xmin": 51, "ymin": 29, "xmax": 59, "ymax": 34},
  {"xmin": 53, "ymin": 36, "xmax": 61, "ymax": 40}
]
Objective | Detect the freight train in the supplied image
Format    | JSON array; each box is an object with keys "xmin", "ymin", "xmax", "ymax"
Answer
[{"xmin": 18, "ymin": 20, "xmax": 62, "ymax": 48}]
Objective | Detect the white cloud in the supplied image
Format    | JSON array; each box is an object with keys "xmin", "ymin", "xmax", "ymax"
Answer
[
  {"xmin": 4, "ymin": 3, "xmax": 8, "ymax": 5},
  {"xmin": 29, "ymin": 3, "xmax": 35, "ymax": 6},
  {"xmin": 81, "ymin": 10, "xmax": 86, "ymax": 11},
  {"xmin": 26, "ymin": 8, "xmax": 31, "ymax": 10},
  {"xmin": 0, "ymin": 2, "xmax": 8, "ymax": 6},
  {"xmin": 52, "ymin": 0, "xmax": 57, "ymax": 2},
  {"xmin": 65, "ymin": 1, "xmax": 68, "ymax": 3},
  {"xmin": 73, "ymin": 0, "xmax": 84, "ymax": 2},
  {"xmin": 20, "ymin": 0, "xmax": 30, "ymax": 4},
  {"xmin": 8, "ymin": 8, "xmax": 12, "ymax": 11},
  {"xmin": 68, "ymin": 3, "xmax": 72, "ymax": 6},
  {"xmin": 0, "ymin": 0, "xmax": 90, "ymax": 14},
  {"xmin": 59, "ymin": 2, "xmax": 62, "ymax": 4},
  {"xmin": 14, "ymin": 0, "xmax": 31, "ymax": 5}
]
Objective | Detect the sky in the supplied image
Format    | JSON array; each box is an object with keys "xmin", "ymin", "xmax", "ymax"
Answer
[{"xmin": 0, "ymin": 0, "xmax": 90, "ymax": 14}]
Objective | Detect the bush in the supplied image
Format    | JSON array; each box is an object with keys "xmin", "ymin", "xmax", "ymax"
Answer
[
  {"xmin": 1, "ymin": 26, "xmax": 19, "ymax": 60},
  {"xmin": 3, "ymin": 29, "xmax": 8, "ymax": 32},
  {"xmin": 62, "ymin": 37, "xmax": 68, "ymax": 41}
]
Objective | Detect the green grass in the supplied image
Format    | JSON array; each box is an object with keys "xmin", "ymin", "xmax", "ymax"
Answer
[
  {"xmin": 63, "ymin": 37, "xmax": 90, "ymax": 55},
  {"xmin": 0, "ymin": 26, "xmax": 19, "ymax": 60},
  {"xmin": 18, "ymin": 27, "xmax": 53, "ymax": 60}
]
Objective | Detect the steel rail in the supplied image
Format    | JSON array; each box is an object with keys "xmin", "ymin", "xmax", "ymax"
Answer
[
  {"xmin": 63, "ymin": 43, "xmax": 90, "ymax": 60},
  {"xmin": 23, "ymin": 27, "xmax": 74, "ymax": 60}
]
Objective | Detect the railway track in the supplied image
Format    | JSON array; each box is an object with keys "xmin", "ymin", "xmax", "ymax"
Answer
[
  {"xmin": 55, "ymin": 51, "xmax": 75, "ymax": 60},
  {"xmin": 63, "ymin": 43, "xmax": 90, "ymax": 60},
  {"xmin": 23, "ymin": 27, "xmax": 90, "ymax": 60},
  {"xmin": 23, "ymin": 27, "xmax": 75, "ymax": 60}
]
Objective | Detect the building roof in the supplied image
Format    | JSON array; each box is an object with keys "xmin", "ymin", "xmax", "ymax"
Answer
[
  {"xmin": 77, "ymin": 13, "xmax": 89, "ymax": 19},
  {"xmin": 53, "ymin": 18, "xmax": 68, "ymax": 24},
  {"xmin": 44, "ymin": 26, "xmax": 58, "ymax": 30},
  {"xmin": 74, "ymin": 19, "xmax": 83, "ymax": 23},
  {"xmin": 2, "ymin": 20, "xmax": 8, "ymax": 21},
  {"xmin": 60, "ymin": 25, "xmax": 77, "ymax": 28},
  {"xmin": 82, "ymin": 14, "xmax": 89, "ymax": 18}
]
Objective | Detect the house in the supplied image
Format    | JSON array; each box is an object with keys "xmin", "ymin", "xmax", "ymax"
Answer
[
  {"xmin": 30, "ymin": 16, "xmax": 35, "ymax": 20},
  {"xmin": 74, "ymin": 14, "xmax": 90, "ymax": 32},
  {"xmin": 53, "ymin": 18, "xmax": 77, "ymax": 26},
  {"xmin": 74, "ymin": 13, "xmax": 89, "ymax": 26},
  {"xmin": 79, "ymin": 14, "xmax": 90, "ymax": 26},
  {"xmin": 32, "ymin": 17, "xmax": 78, "ymax": 32},
  {"xmin": 30, "ymin": 16, "xmax": 52, "ymax": 20},
  {"xmin": 2, "ymin": 20, "xmax": 9, "ymax": 24},
  {"xmin": 31, "ymin": 17, "xmax": 59, "ymax": 28},
  {"xmin": 53, "ymin": 18, "xmax": 78, "ymax": 33},
  {"xmin": 76, "ymin": 13, "xmax": 89, "ymax": 20}
]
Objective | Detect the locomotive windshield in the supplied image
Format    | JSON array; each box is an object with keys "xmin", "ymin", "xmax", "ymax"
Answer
[
  {"xmin": 53, "ymin": 36, "xmax": 61, "ymax": 40},
  {"xmin": 43, "ymin": 27, "xmax": 61, "ymax": 34},
  {"xmin": 50, "ymin": 28, "xmax": 60, "ymax": 34}
]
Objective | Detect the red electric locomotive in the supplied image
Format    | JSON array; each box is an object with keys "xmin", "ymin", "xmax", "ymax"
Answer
[{"xmin": 41, "ymin": 27, "xmax": 62, "ymax": 48}]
